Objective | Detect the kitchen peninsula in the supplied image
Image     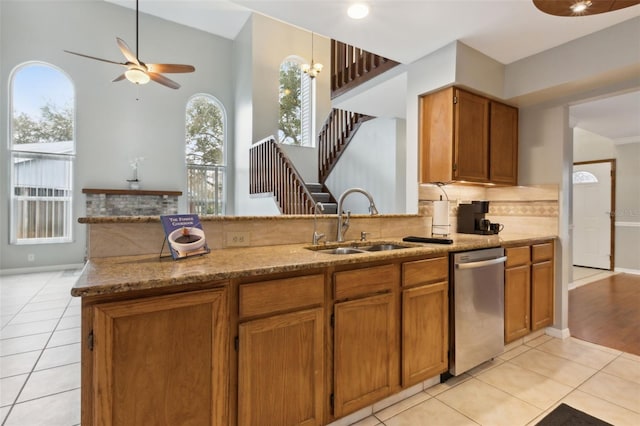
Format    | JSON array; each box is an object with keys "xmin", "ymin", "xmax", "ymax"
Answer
[{"xmin": 73, "ymin": 214, "xmax": 556, "ymax": 426}]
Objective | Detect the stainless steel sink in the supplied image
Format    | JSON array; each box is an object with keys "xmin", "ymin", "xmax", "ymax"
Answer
[
  {"xmin": 318, "ymin": 247, "xmax": 366, "ymax": 255},
  {"xmin": 363, "ymin": 243, "xmax": 410, "ymax": 251},
  {"xmin": 311, "ymin": 242, "xmax": 413, "ymax": 255}
]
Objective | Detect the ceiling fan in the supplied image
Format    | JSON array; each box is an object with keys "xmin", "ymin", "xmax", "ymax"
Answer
[
  {"xmin": 532, "ymin": 0, "xmax": 640, "ymax": 17},
  {"xmin": 64, "ymin": 0, "xmax": 195, "ymax": 89}
]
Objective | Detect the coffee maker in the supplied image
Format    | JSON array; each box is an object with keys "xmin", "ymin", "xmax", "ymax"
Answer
[{"xmin": 457, "ymin": 201, "xmax": 502, "ymax": 235}]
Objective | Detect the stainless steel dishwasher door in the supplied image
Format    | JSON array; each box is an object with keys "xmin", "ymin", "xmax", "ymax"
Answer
[{"xmin": 450, "ymin": 247, "xmax": 507, "ymax": 376}]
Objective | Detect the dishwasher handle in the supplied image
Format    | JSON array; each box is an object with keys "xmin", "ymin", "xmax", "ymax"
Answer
[{"xmin": 456, "ymin": 256, "xmax": 507, "ymax": 270}]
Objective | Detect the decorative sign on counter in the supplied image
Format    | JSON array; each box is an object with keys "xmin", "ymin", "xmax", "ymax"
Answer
[{"xmin": 160, "ymin": 214, "xmax": 210, "ymax": 260}]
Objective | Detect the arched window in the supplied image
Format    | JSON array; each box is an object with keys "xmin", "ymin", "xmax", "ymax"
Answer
[
  {"xmin": 279, "ymin": 57, "xmax": 313, "ymax": 146},
  {"xmin": 185, "ymin": 94, "xmax": 226, "ymax": 215},
  {"xmin": 10, "ymin": 63, "xmax": 75, "ymax": 244}
]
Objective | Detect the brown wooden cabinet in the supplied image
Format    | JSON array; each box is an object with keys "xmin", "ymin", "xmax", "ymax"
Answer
[
  {"xmin": 401, "ymin": 257, "xmax": 449, "ymax": 386},
  {"xmin": 237, "ymin": 274, "xmax": 325, "ymax": 426},
  {"xmin": 504, "ymin": 241, "xmax": 555, "ymax": 343},
  {"xmin": 419, "ymin": 86, "xmax": 518, "ymax": 185},
  {"xmin": 332, "ymin": 264, "xmax": 400, "ymax": 418},
  {"xmin": 531, "ymin": 242, "xmax": 555, "ymax": 330},
  {"xmin": 91, "ymin": 288, "xmax": 228, "ymax": 426},
  {"xmin": 504, "ymin": 246, "xmax": 531, "ymax": 343}
]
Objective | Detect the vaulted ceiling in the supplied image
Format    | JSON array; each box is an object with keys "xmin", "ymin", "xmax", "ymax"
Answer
[{"xmin": 106, "ymin": 0, "xmax": 640, "ymax": 142}]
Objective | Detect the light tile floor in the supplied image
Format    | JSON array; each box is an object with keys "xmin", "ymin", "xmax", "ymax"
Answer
[
  {"xmin": 1, "ymin": 269, "xmax": 639, "ymax": 426},
  {"xmin": 1, "ymin": 270, "xmax": 81, "ymax": 426}
]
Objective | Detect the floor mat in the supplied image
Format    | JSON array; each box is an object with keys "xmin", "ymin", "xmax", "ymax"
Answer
[{"xmin": 536, "ymin": 403, "xmax": 613, "ymax": 426}]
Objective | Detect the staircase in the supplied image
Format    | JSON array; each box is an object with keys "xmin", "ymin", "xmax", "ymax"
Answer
[
  {"xmin": 249, "ymin": 109, "xmax": 372, "ymax": 215},
  {"xmin": 249, "ymin": 40, "xmax": 394, "ymax": 215},
  {"xmin": 306, "ymin": 183, "xmax": 337, "ymax": 214}
]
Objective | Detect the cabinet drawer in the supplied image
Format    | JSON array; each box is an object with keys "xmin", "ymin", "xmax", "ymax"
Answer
[
  {"xmin": 239, "ymin": 274, "xmax": 324, "ymax": 318},
  {"xmin": 402, "ymin": 257, "xmax": 448, "ymax": 287},
  {"xmin": 334, "ymin": 264, "xmax": 398, "ymax": 300},
  {"xmin": 506, "ymin": 246, "xmax": 531, "ymax": 268},
  {"xmin": 532, "ymin": 242, "xmax": 553, "ymax": 263}
]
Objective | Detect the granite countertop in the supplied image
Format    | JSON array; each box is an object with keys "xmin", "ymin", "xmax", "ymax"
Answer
[{"xmin": 71, "ymin": 232, "xmax": 556, "ymax": 298}]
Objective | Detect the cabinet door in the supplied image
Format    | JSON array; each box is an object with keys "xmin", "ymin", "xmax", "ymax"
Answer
[
  {"xmin": 93, "ymin": 288, "xmax": 228, "ymax": 426},
  {"xmin": 333, "ymin": 293, "xmax": 397, "ymax": 418},
  {"xmin": 419, "ymin": 87, "xmax": 455, "ymax": 183},
  {"xmin": 402, "ymin": 281, "xmax": 448, "ymax": 386},
  {"xmin": 532, "ymin": 260, "xmax": 554, "ymax": 330},
  {"xmin": 489, "ymin": 101, "xmax": 518, "ymax": 185},
  {"xmin": 238, "ymin": 308, "xmax": 324, "ymax": 426},
  {"xmin": 454, "ymin": 89, "xmax": 489, "ymax": 182},
  {"xmin": 504, "ymin": 265, "xmax": 531, "ymax": 343}
]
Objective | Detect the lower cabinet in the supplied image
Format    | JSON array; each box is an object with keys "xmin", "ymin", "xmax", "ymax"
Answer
[
  {"xmin": 238, "ymin": 308, "xmax": 324, "ymax": 426},
  {"xmin": 237, "ymin": 274, "xmax": 325, "ymax": 426},
  {"xmin": 401, "ymin": 257, "xmax": 449, "ymax": 386},
  {"xmin": 332, "ymin": 264, "xmax": 399, "ymax": 418},
  {"xmin": 90, "ymin": 287, "xmax": 228, "ymax": 426},
  {"xmin": 504, "ymin": 246, "xmax": 531, "ymax": 342},
  {"xmin": 504, "ymin": 241, "xmax": 555, "ymax": 343},
  {"xmin": 531, "ymin": 243, "xmax": 555, "ymax": 330}
]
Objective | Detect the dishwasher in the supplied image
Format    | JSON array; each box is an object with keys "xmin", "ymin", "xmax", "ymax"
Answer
[{"xmin": 449, "ymin": 247, "xmax": 507, "ymax": 376}]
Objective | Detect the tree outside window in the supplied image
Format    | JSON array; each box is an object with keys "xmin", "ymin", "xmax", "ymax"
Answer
[
  {"xmin": 185, "ymin": 95, "xmax": 225, "ymax": 215},
  {"xmin": 10, "ymin": 63, "xmax": 75, "ymax": 244},
  {"xmin": 279, "ymin": 58, "xmax": 313, "ymax": 146}
]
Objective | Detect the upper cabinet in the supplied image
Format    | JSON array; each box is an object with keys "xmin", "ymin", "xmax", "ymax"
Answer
[{"xmin": 419, "ymin": 86, "xmax": 518, "ymax": 185}]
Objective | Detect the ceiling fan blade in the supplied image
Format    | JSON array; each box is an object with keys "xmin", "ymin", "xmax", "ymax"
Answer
[
  {"xmin": 146, "ymin": 63, "xmax": 195, "ymax": 74},
  {"xmin": 148, "ymin": 72, "xmax": 180, "ymax": 89},
  {"xmin": 113, "ymin": 74, "xmax": 127, "ymax": 82},
  {"xmin": 64, "ymin": 50, "xmax": 126, "ymax": 66},
  {"xmin": 116, "ymin": 37, "xmax": 140, "ymax": 66}
]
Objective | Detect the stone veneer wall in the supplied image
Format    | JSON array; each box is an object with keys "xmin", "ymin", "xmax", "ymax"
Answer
[{"xmin": 84, "ymin": 192, "xmax": 179, "ymax": 217}]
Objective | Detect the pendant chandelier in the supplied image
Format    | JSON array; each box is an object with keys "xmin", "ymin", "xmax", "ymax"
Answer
[{"xmin": 301, "ymin": 32, "xmax": 323, "ymax": 79}]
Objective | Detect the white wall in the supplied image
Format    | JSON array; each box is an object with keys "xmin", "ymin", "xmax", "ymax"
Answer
[
  {"xmin": 573, "ymin": 128, "xmax": 640, "ymax": 272},
  {"xmin": 325, "ymin": 118, "xmax": 405, "ymax": 215},
  {"xmin": 232, "ymin": 13, "xmax": 332, "ymax": 216},
  {"xmin": 0, "ymin": 1, "xmax": 234, "ymax": 270}
]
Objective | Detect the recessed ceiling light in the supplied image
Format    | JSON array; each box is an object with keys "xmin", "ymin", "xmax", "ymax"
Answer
[
  {"xmin": 347, "ymin": 3, "xmax": 369, "ymax": 19},
  {"xmin": 570, "ymin": 0, "xmax": 592, "ymax": 13}
]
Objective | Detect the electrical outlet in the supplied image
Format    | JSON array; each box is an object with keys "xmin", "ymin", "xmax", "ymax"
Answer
[
  {"xmin": 27, "ymin": 254, "xmax": 35, "ymax": 262},
  {"xmin": 226, "ymin": 231, "xmax": 250, "ymax": 247}
]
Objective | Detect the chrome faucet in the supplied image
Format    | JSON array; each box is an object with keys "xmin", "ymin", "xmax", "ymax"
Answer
[
  {"xmin": 336, "ymin": 188, "xmax": 379, "ymax": 242},
  {"xmin": 312, "ymin": 202, "xmax": 325, "ymax": 245}
]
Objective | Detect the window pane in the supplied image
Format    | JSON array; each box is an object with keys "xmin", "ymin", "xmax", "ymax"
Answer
[
  {"xmin": 11, "ymin": 153, "xmax": 73, "ymax": 243},
  {"xmin": 279, "ymin": 60, "xmax": 303, "ymax": 145},
  {"xmin": 185, "ymin": 95, "xmax": 226, "ymax": 215},
  {"xmin": 11, "ymin": 64, "xmax": 74, "ymax": 151},
  {"xmin": 10, "ymin": 63, "xmax": 75, "ymax": 244}
]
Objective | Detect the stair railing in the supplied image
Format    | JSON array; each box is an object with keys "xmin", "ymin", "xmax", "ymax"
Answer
[
  {"xmin": 249, "ymin": 137, "xmax": 317, "ymax": 215},
  {"xmin": 331, "ymin": 40, "xmax": 400, "ymax": 99},
  {"xmin": 318, "ymin": 109, "xmax": 373, "ymax": 183}
]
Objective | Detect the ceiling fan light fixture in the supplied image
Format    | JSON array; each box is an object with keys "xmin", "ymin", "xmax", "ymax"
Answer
[
  {"xmin": 570, "ymin": 0, "xmax": 592, "ymax": 13},
  {"xmin": 125, "ymin": 68, "xmax": 150, "ymax": 85}
]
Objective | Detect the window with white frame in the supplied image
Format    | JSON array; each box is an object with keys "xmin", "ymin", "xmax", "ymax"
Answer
[
  {"xmin": 278, "ymin": 57, "xmax": 314, "ymax": 146},
  {"xmin": 10, "ymin": 63, "xmax": 75, "ymax": 244},
  {"xmin": 185, "ymin": 94, "xmax": 226, "ymax": 215}
]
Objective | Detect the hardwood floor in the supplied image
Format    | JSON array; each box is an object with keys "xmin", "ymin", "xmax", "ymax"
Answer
[{"xmin": 569, "ymin": 273, "xmax": 640, "ymax": 355}]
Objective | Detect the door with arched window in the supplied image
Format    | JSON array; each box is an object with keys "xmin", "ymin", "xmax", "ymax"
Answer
[
  {"xmin": 9, "ymin": 63, "xmax": 75, "ymax": 244},
  {"xmin": 185, "ymin": 94, "xmax": 226, "ymax": 215}
]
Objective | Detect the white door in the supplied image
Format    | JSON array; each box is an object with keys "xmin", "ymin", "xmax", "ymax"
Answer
[{"xmin": 572, "ymin": 162, "xmax": 612, "ymax": 270}]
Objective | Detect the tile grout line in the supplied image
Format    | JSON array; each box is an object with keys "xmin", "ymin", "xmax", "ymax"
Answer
[{"xmin": 1, "ymin": 272, "xmax": 76, "ymax": 426}]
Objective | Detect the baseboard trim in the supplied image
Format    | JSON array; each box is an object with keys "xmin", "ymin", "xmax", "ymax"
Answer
[
  {"xmin": 614, "ymin": 267, "xmax": 640, "ymax": 275},
  {"xmin": 545, "ymin": 327, "xmax": 571, "ymax": 339},
  {"xmin": 0, "ymin": 263, "xmax": 85, "ymax": 276}
]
